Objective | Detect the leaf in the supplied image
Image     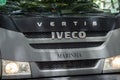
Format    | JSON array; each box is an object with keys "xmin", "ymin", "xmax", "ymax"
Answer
[{"xmin": 0, "ymin": 0, "xmax": 7, "ymax": 6}]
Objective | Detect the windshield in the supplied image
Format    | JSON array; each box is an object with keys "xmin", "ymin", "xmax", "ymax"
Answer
[{"xmin": 0, "ymin": 0, "xmax": 119, "ymax": 15}]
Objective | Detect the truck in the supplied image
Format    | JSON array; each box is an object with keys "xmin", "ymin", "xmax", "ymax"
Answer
[{"xmin": 0, "ymin": 0, "xmax": 120, "ymax": 79}]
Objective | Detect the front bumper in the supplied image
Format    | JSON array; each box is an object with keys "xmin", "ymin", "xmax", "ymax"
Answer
[{"xmin": 26, "ymin": 74, "xmax": 120, "ymax": 80}]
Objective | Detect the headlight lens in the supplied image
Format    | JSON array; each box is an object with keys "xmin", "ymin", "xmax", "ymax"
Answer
[
  {"xmin": 2, "ymin": 60, "xmax": 31, "ymax": 76},
  {"xmin": 103, "ymin": 55, "xmax": 120, "ymax": 72}
]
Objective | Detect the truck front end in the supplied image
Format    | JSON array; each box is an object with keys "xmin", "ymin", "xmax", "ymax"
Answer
[{"xmin": 1, "ymin": 0, "xmax": 120, "ymax": 79}]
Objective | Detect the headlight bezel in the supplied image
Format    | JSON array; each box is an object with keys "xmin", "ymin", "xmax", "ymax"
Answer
[{"xmin": 2, "ymin": 60, "xmax": 31, "ymax": 76}]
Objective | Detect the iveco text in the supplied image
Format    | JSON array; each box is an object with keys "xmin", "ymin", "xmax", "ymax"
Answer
[{"xmin": 52, "ymin": 31, "xmax": 86, "ymax": 39}]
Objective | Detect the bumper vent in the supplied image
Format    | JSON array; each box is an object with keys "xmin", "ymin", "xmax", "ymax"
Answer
[{"xmin": 36, "ymin": 59, "xmax": 99, "ymax": 70}]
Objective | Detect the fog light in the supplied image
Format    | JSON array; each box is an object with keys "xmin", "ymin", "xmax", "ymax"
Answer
[
  {"xmin": 2, "ymin": 60, "xmax": 31, "ymax": 76},
  {"xmin": 103, "ymin": 55, "xmax": 120, "ymax": 72}
]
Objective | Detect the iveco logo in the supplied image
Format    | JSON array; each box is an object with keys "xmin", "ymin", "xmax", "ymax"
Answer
[{"xmin": 52, "ymin": 31, "xmax": 86, "ymax": 39}]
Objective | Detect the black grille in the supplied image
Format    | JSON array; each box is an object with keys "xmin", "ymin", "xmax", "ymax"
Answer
[
  {"xmin": 23, "ymin": 31, "xmax": 108, "ymax": 38},
  {"xmin": 36, "ymin": 60, "xmax": 99, "ymax": 70},
  {"xmin": 30, "ymin": 42, "xmax": 104, "ymax": 49}
]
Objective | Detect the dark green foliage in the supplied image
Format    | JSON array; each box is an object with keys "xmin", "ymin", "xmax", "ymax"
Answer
[{"xmin": 0, "ymin": 0, "xmax": 102, "ymax": 14}]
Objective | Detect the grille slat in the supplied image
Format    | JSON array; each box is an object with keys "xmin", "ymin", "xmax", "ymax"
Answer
[{"xmin": 30, "ymin": 42, "xmax": 103, "ymax": 49}]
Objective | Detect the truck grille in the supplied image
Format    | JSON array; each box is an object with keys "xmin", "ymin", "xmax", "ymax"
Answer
[
  {"xmin": 36, "ymin": 59, "xmax": 99, "ymax": 70},
  {"xmin": 24, "ymin": 31, "xmax": 108, "ymax": 38},
  {"xmin": 23, "ymin": 31, "xmax": 107, "ymax": 49}
]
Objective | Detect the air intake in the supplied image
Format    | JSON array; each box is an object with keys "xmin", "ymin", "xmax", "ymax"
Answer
[{"xmin": 36, "ymin": 59, "xmax": 99, "ymax": 70}]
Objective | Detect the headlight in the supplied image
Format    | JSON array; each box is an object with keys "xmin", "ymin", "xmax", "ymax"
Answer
[
  {"xmin": 2, "ymin": 60, "xmax": 31, "ymax": 76},
  {"xmin": 103, "ymin": 55, "xmax": 120, "ymax": 73}
]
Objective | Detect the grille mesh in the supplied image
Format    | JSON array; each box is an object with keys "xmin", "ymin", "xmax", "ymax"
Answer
[{"xmin": 36, "ymin": 60, "xmax": 99, "ymax": 70}]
